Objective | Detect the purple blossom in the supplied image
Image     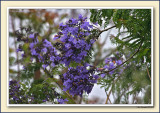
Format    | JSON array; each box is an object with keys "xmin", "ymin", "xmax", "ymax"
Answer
[
  {"xmin": 41, "ymin": 48, "xmax": 47, "ymax": 53},
  {"xmin": 57, "ymin": 98, "xmax": 68, "ymax": 104},
  {"xmin": 65, "ymin": 43, "xmax": 71, "ymax": 49},
  {"xmin": 29, "ymin": 42, "xmax": 35, "ymax": 49},
  {"xmin": 43, "ymin": 39, "xmax": 52, "ymax": 47},
  {"xmin": 62, "ymin": 66, "xmax": 98, "ymax": 96},
  {"xmin": 51, "ymin": 63, "xmax": 55, "ymax": 67},
  {"xmin": 105, "ymin": 58, "xmax": 111, "ymax": 64},
  {"xmin": 29, "ymin": 34, "xmax": 34, "ymax": 39},
  {"xmin": 42, "ymin": 64, "xmax": 48, "ymax": 69},
  {"xmin": 16, "ymin": 48, "xmax": 22, "ymax": 52},
  {"xmin": 53, "ymin": 14, "xmax": 95, "ymax": 66},
  {"xmin": 31, "ymin": 48, "xmax": 38, "ymax": 56},
  {"xmin": 53, "ymin": 36, "xmax": 59, "ymax": 41},
  {"xmin": 90, "ymin": 39, "xmax": 95, "ymax": 44},
  {"xmin": 101, "ymin": 74, "xmax": 106, "ymax": 78},
  {"xmin": 50, "ymin": 56, "xmax": 55, "ymax": 62},
  {"xmin": 116, "ymin": 60, "xmax": 122, "ymax": 65},
  {"xmin": 102, "ymin": 57, "xmax": 124, "ymax": 76},
  {"xmin": 43, "ymin": 99, "xmax": 47, "ymax": 102}
]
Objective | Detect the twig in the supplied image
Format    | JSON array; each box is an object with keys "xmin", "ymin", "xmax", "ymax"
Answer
[
  {"xmin": 146, "ymin": 66, "xmax": 151, "ymax": 80},
  {"xmin": 105, "ymin": 86, "xmax": 112, "ymax": 104},
  {"xmin": 99, "ymin": 40, "xmax": 143, "ymax": 75},
  {"xmin": 105, "ymin": 66, "xmax": 126, "ymax": 104},
  {"xmin": 98, "ymin": 26, "xmax": 116, "ymax": 36},
  {"xmin": 108, "ymin": 98, "xmax": 112, "ymax": 104},
  {"xmin": 92, "ymin": 25, "xmax": 101, "ymax": 32}
]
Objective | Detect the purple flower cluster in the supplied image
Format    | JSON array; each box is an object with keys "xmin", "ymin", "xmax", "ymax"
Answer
[
  {"xmin": 62, "ymin": 65, "xmax": 99, "ymax": 96},
  {"xmin": 9, "ymin": 80, "xmax": 27, "ymax": 104},
  {"xmin": 57, "ymin": 98, "xmax": 68, "ymax": 104},
  {"xmin": 23, "ymin": 33, "xmax": 61, "ymax": 69},
  {"xmin": 54, "ymin": 14, "xmax": 95, "ymax": 66},
  {"xmin": 100, "ymin": 57, "xmax": 123, "ymax": 78},
  {"xmin": 9, "ymin": 80, "xmax": 68, "ymax": 104},
  {"xmin": 9, "ymin": 80, "xmax": 20, "ymax": 101},
  {"xmin": 15, "ymin": 15, "xmax": 99, "ymax": 99},
  {"xmin": 17, "ymin": 15, "xmax": 95, "ymax": 69}
]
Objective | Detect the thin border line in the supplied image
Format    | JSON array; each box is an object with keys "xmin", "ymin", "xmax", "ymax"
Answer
[
  {"xmin": 1, "ymin": 0, "xmax": 160, "ymax": 1},
  {"xmin": 0, "ymin": 0, "xmax": 1, "ymax": 112},
  {"xmin": 0, "ymin": 1, "xmax": 159, "ymax": 113},
  {"xmin": 7, "ymin": 7, "xmax": 153, "ymax": 107}
]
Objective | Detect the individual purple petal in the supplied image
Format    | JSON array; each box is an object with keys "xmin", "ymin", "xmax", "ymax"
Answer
[
  {"xmin": 50, "ymin": 56, "xmax": 55, "ymax": 62},
  {"xmin": 116, "ymin": 60, "xmax": 122, "ymax": 65},
  {"xmin": 29, "ymin": 34, "xmax": 34, "ymax": 39},
  {"xmin": 16, "ymin": 48, "xmax": 22, "ymax": 52},
  {"xmin": 43, "ymin": 39, "xmax": 52, "ymax": 47},
  {"xmin": 31, "ymin": 48, "xmax": 38, "ymax": 55},
  {"xmin": 51, "ymin": 63, "xmax": 55, "ymax": 67},
  {"xmin": 57, "ymin": 98, "xmax": 68, "ymax": 104},
  {"xmin": 90, "ymin": 39, "xmax": 95, "ymax": 44},
  {"xmin": 93, "ymin": 75, "xmax": 99, "ymax": 79},
  {"xmin": 78, "ymin": 14, "xmax": 83, "ymax": 20},
  {"xmin": 53, "ymin": 36, "xmax": 59, "ymax": 41},
  {"xmin": 101, "ymin": 74, "xmax": 106, "ymax": 78},
  {"xmin": 42, "ymin": 64, "xmax": 48, "ymax": 69},
  {"xmin": 41, "ymin": 48, "xmax": 47, "ymax": 53},
  {"xmin": 65, "ymin": 43, "xmax": 71, "ymax": 49}
]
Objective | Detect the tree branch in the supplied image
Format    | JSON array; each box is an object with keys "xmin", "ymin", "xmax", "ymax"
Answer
[
  {"xmin": 105, "ymin": 86, "xmax": 112, "ymax": 104},
  {"xmin": 99, "ymin": 40, "xmax": 143, "ymax": 75},
  {"xmin": 146, "ymin": 66, "xmax": 151, "ymax": 80},
  {"xmin": 98, "ymin": 25, "xmax": 116, "ymax": 37}
]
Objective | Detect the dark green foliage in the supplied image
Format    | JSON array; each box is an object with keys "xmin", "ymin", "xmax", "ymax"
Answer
[
  {"xmin": 90, "ymin": 9, "xmax": 151, "ymax": 104},
  {"xmin": 28, "ymin": 78, "xmax": 58, "ymax": 104},
  {"xmin": 21, "ymin": 62, "xmax": 42, "ymax": 80}
]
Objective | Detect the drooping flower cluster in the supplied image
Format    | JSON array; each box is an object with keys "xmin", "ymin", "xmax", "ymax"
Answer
[
  {"xmin": 100, "ymin": 57, "xmax": 123, "ymax": 78},
  {"xmin": 29, "ymin": 34, "xmax": 61, "ymax": 69},
  {"xmin": 9, "ymin": 80, "xmax": 28, "ymax": 104},
  {"xmin": 17, "ymin": 14, "xmax": 96, "ymax": 69},
  {"xmin": 62, "ymin": 65, "xmax": 99, "ymax": 96},
  {"xmin": 14, "ymin": 15, "xmax": 99, "ymax": 102},
  {"xmin": 9, "ymin": 80, "xmax": 68, "ymax": 104},
  {"xmin": 16, "ymin": 32, "xmax": 61, "ymax": 70},
  {"xmin": 54, "ymin": 14, "xmax": 95, "ymax": 66}
]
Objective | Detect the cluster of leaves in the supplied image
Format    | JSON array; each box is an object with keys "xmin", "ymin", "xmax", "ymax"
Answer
[
  {"xmin": 90, "ymin": 9, "xmax": 151, "ymax": 104},
  {"xmin": 9, "ymin": 79, "xmax": 68, "ymax": 104}
]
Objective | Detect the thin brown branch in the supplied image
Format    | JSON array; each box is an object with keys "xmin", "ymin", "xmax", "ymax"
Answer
[
  {"xmin": 105, "ymin": 86, "xmax": 112, "ymax": 104},
  {"xmin": 98, "ymin": 25, "xmax": 116, "ymax": 36},
  {"xmin": 108, "ymin": 98, "xmax": 112, "ymax": 104},
  {"xmin": 105, "ymin": 75, "xmax": 121, "ymax": 104},
  {"xmin": 147, "ymin": 66, "xmax": 151, "ymax": 80},
  {"xmin": 99, "ymin": 40, "xmax": 143, "ymax": 75},
  {"xmin": 105, "ymin": 66, "xmax": 126, "ymax": 104}
]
